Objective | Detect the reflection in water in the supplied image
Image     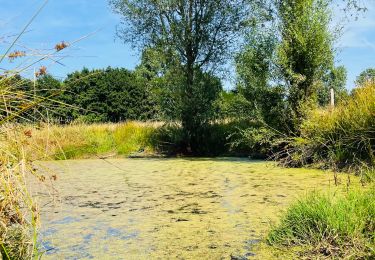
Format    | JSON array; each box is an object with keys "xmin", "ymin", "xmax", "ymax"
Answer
[{"xmin": 33, "ymin": 158, "xmax": 333, "ymax": 259}]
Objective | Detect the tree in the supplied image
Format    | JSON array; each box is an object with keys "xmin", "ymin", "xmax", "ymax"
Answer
[
  {"xmin": 235, "ymin": 23, "xmax": 288, "ymax": 131},
  {"xmin": 318, "ymin": 65, "xmax": 348, "ymax": 106},
  {"xmin": 33, "ymin": 74, "xmax": 63, "ymax": 120},
  {"xmin": 277, "ymin": 0, "xmax": 334, "ymax": 128},
  {"xmin": 110, "ymin": 0, "xmax": 252, "ymax": 153},
  {"xmin": 356, "ymin": 68, "xmax": 375, "ymax": 86},
  {"xmin": 60, "ymin": 67, "xmax": 157, "ymax": 123}
]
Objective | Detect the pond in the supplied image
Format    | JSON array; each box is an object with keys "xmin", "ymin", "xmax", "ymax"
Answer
[{"xmin": 33, "ymin": 158, "xmax": 335, "ymax": 259}]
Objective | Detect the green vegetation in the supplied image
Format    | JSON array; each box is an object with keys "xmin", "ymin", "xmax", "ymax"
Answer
[
  {"xmin": 268, "ymin": 187, "xmax": 375, "ymax": 258},
  {"xmin": 279, "ymin": 82, "xmax": 375, "ymax": 172},
  {"xmin": 8, "ymin": 67, "xmax": 157, "ymax": 123},
  {"xmin": 266, "ymin": 82, "xmax": 374, "ymax": 258},
  {"xmin": 1, "ymin": 0, "xmax": 372, "ymax": 258},
  {"xmin": 356, "ymin": 68, "xmax": 375, "ymax": 86},
  {"xmin": 109, "ymin": 0, "xmax": 252, "ymax": 153},
  {"xmin": 39, "ymin": 122, "xmax": 157, "ymax": 160},
  {"xmin": 22, "ymin": 120, "xmax": 267, "ymax": 160},
  {"xmin": 60, "ymin": 67, "xmax": 157, "ymax": 122},
  {"xmin": 277, "ymin": 0, "xmax": 337, "ymax": 129}
]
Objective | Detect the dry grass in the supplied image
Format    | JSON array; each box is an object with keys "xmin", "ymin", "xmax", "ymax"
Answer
[
  {"xmin": 0, "ymin": 125, "xmax": 41, "ymax": 259},
  {"xmin": 0, "ymin": 1, "xmax": 82, "ymax": 257},
  {"xmin": 278, "ymin": 82, "xmax": 375, "ymax": 174},
  {"xmin": 18, "ymin": 121, "xmax": 160, "ymax": 160}
]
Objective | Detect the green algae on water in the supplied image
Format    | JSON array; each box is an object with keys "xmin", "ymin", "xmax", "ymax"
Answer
[{"xmin": 32, "ymin": 158, "xmax": 348, "ymax": 259}]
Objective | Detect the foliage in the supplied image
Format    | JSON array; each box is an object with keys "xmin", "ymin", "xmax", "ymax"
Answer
[
  {"xmin": 229, "ymin": 125, "xmax": 278, "ymax": 159},
  {"xmin": 356, "ymin": 67, "xmax": 375, "ymax": 86},
  {"xmin": 215, "ymin": 90, "xmax": 254, "ymax": 120},
  {"xmin": 277, "ymin": 0, "xmax": 335, "ymax": 128},
  {"xmin": 110, "ymin": 0, "xmax": 251, "ymax": 69},
  {"xmin": 110, "ymin": 0, "xmax": 255, "ymax": 153},
  {"xmin": 32, "ymin": 74, "xmax": 64, "ymax": 120},
  {"xmin": 268, "ymin": 187, "xmax": 375, "ymax": 258},
  {"xmin": 318, "ymin": 65, "xmax": 348, "ymax": 106},
  {"xmin": 18, "ymin": 119, "xmax": 275, "ymax": 159},
  {"xmin": 235, "ymin": 24, "xmax": 289, "ymax": 131},
  {"xmin": 59, "ymin": 67, "xmax": 157, "ymax": 123},
  {"xmin": 277, "ymin": 82, "xmax": 375, "ymax": 170}
]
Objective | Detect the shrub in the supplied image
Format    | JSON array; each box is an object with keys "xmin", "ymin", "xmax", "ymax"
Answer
[
  {"xmin": 58, "ymin": 67, "xmax": 157, "ymax": 123},
  {"xmin": 151, "ymin": 120, "xmax": 262, "ymax": 156},
  {"xmin": 278, "ymin": 82, "xmax": 375, "ymax": 170},
  {"xmin": 229, "ymin": 125, "xmax": 277, "ymax": 159}
]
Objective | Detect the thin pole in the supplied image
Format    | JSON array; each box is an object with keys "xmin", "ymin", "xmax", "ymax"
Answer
[{"xmin": 330, "ymin": 88, "xmax": 335, "ymax": 109}]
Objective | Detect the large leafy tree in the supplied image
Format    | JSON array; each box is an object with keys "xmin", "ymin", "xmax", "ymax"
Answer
[
  {"xmin": 277, "ymin": 0, "xmax": 334, "ymax": 128},
  {"xmin": 110, "ymin": 0, "xmax": 253, "ymax": 153},
  {"xmin": 60, "ymin": 67, "xmax": 157, "ymax": 123}
]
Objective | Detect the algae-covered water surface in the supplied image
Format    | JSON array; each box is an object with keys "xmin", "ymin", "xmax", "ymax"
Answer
[{"xmin": 33, "ymin": 158, "xmax": 336, "ymax": 259}]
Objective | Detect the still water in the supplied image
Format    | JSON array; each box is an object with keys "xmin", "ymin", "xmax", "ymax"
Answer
[{"xmin": 33, "ymin": 158, "xmax": 334, "ymax": 259}]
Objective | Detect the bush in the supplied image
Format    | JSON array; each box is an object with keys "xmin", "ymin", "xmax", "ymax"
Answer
[
  {"xmin": 278, "ymin": 82, "xmax": 375, "ymax": 170},
  {"xmin": 267, "ymin": 187, "xmax": 375, "ymax": 258},
  {"xmin": 151, "ymin": 120, "xmax": 263, "ymax": 156},
  {"xmin": 228, "ymin": 125, "xmax": 277, "ymax": 159}
]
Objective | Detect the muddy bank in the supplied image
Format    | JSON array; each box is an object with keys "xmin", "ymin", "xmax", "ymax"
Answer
[{"xmin": 32, "ymin": 158, "xmax": 335, "ymax": 259}]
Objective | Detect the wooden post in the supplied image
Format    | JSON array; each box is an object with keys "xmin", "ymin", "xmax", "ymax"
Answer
[{"xmin": 330, "ymin": 88, "xmax": 335, "ymax": 109}]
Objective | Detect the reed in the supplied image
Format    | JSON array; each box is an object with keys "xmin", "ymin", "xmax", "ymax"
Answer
[
  {"xmin": 0, "ymin": 1, "xmax": 76, "ymax": 257},
  {"xmin": 278, "ymin": 82, "xmax": 375, "ymax": 175}
]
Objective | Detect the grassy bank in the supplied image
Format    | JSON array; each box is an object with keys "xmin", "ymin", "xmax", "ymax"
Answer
[
  {"xmin": 267, "ymin": 82, "xmax": 375, "ymax": 259},
  {"xmin": 37, "ymin": 121, "xmax": 158, "ymax": 160},
  {"xmin": 1, "ymin": 122, "xmax": 159, "ymax": 161},
  {"xmin": 280, "ymin": 82, "xmax": 374, "ymax": 175},
  {"xmin": 17, "ymin": 120, "xmax": 262, "ymax": 160},
  {"xmin": 267, "ymin": 186, "xmax": 375, "ymax": 258}
]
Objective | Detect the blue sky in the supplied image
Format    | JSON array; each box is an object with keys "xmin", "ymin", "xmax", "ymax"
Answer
[{"xmin": 0, "ymin": 0, "xmax": 374, "ymax": 89}]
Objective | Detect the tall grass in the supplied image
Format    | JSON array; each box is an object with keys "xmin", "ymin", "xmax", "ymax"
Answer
[
  {"xmin": 0, "ymin": 125, "xmax": 42, "ymax": 259},
  {"xmin": 0, "ymin": 1, "xmax": 80, "ymax": 257},
  {"xmin": 267, "ymin": 82, "xmax": 375, "ymax": 258},
  {"xmin": 22, "ymin": 121, "xmax": 159, "ymax": 160},
  {"xmin": 267, "ymin": 187, "xmax": 375, "ymax": 258},
  {"xmin": 17, "ymin": 120, "xmax": 262, "ymax": 159},
  {"xmin": 278, "ymin": 82, "xmax": 374, "ymax": 174}
]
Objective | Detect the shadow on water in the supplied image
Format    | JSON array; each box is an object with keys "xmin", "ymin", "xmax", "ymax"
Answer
[{"xmin": 33, "ymin": 158, "xmax": 334, "ymax": 259}]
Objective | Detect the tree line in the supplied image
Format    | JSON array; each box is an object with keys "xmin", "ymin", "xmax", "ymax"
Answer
[{"xmin": 7, "ymin": 0, "xmax": 372, "ymax": 155}]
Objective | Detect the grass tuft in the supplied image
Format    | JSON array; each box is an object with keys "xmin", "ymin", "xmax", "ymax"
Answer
[{"xmin": 267, "ymin": 187, "xmax": 375, "ymax": 258}]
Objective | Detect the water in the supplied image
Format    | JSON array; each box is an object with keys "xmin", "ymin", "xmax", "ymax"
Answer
[{"xmin": 32, "ymin": 158, "xmax": 334, "ymax": 259}]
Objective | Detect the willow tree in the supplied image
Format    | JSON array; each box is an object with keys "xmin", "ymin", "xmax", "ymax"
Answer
[
  {"xmin": 110, "ymin": 0, "xmax": 252, "ymax": 153},
  {"xmin": 277, "ymin": 0, "xmax": 334, "ymax": 128}
]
